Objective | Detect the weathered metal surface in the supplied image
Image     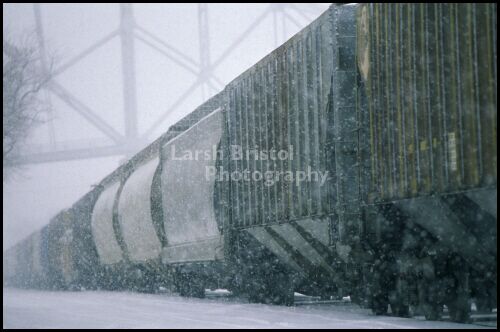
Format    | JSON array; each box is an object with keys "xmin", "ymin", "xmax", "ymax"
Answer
[
  {"xmin": 226, "ymin": 7, "xmax": 335, "ymax": 229},
  {"xmin": 358, "ymin": 3, "xmax": 497, "ymax": 203}
]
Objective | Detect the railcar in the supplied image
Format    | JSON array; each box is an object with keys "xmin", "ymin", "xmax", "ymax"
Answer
[
  {"xmin": 4, "ymin": 3, "xmax": 496, "ymax": 323},
  {"xmin": 357, "ymin": 3, "xmax": 497, "ymax": 321}
]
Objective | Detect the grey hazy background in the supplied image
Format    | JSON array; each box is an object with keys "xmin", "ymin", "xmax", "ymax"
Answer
[{"xmin": 3, "ymin": 3, "xmax": 329, "ymax": 250}]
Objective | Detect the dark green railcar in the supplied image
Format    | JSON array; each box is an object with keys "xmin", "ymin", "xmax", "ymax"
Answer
[
  {"xmin": 221, "ymin": 4, "xmax": 361, "ymax": 303},
  {"xmin": 225, "ymin": 8, "xmax": 335, "ymax": 227},
  {"xmin": 356, "ymin": 3, "xmax": 497, "ymax": 321},
  {"xmin": 44, "ymin": 210, "xmax": 78, "ymax": 289}
]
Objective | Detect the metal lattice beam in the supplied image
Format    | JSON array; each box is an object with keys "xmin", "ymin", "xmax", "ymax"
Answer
[
  {"xmin": 120, "ymin": 3, "xmax": 138, "ymax": 144},
  {"xmin": 135, "ymin": 25, "xmax": 199, "ymax": 68},
  {"xmin": 198, "ymin": 3, "xmax": 211, "ymax": 99},
  {"xmin": 12, "ymin": 144, "xmax": 136, "ymax": 165},
  {"xmin": 33, "ymin": 3, "xmax": 57, "ymax": 148},
  {"xmin": 143, "ymin": 5, "xmax": 272, "ymax": 138},
  {"xmin": 134, "ymin": 33, "xmax": 200, "ymax": 75},
  {"xmin": 210, "ymin": 7, "xmax": 270, "ymax": 71},
  {"xmin": 142, "ymin": 78, "xmax": 204, "ymax": 138},
  {"xmin": 52, "ymin": 30, "xmax": 119, "ymax": 77},
  {"xmin": 48, "ymin": 81, "xmax": 124, "ymax": 144}
]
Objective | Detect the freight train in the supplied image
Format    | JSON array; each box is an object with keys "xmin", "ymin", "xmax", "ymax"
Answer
[{"xmin": 4, "ymin": 3, "xmax": 496, "ymax": 323}]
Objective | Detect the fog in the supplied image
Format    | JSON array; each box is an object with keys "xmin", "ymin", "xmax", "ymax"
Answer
[{"xmin": 3, "ymin": 3, "xmax": 328, "ymax": 250}]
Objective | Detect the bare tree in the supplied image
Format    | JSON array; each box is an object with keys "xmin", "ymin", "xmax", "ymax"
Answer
[{"xmin": 3, "ymin": 35, "xmax": 52, "ymax": 181}]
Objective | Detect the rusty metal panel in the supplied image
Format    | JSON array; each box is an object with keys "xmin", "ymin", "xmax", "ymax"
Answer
[{"xmin": 358, "ymin": 3, "xmax": 497, "ymax": 203}]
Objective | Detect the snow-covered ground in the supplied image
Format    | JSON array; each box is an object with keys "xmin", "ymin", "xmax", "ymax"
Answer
[{"xmin": 3, "ymin": 288, "xmax": 495, "ymax": 329}]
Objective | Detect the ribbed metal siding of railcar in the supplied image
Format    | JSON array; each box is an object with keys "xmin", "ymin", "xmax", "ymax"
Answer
[
  {"xmin": 27, "ymin": 231, "xmax": 45, "ymax": 288},
  {"xmin": 357, "ymin": 3, "xmax": 497, "ymax": 203},
  {"xmin": 7, "ymin": 232, "xmax": 44, "ymax": 288},
  {"xmin": 12, "ymin": 238, "xmax": 31, "ymax": 287},
  {"xmin": 226, "ymin": 8, "xmax": 335, "ymax": 229},
  {"xmin": 23, "ymin": 235, "xmax": 40, "ymax": 288},
  {"xmin": 4, "ymin": 241, "xmax": 28, "ymax": 287},
  {"xmin": 15, "ymin": 239, "xmax": 33, "ymax": 287},
  {"xmin": 69, "ymin": 189, "xmax": 102, "ymax": 289},
  {"xmin": 3, "ymin": 246, "xmax": 18, "ymax": 286},
  {"xmin": 45, "ymin": 210, "xmax": 77, "ymax": 289}
]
